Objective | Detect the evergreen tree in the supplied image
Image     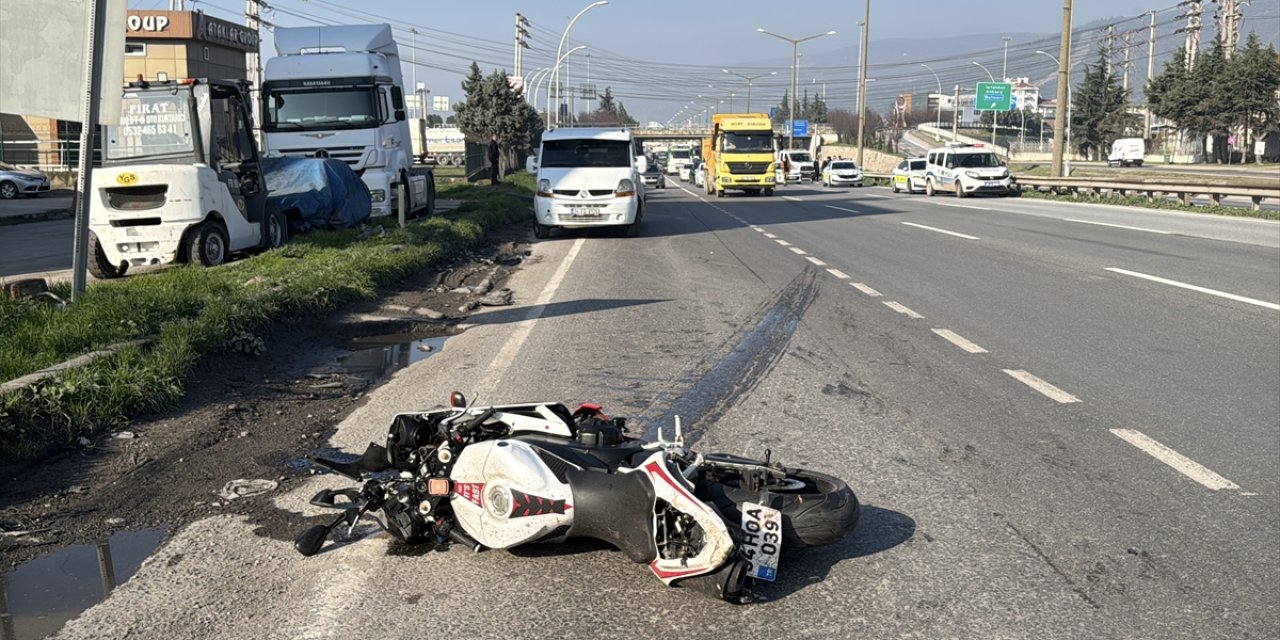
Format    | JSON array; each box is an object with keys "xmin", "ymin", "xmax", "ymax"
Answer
[
  {"xmin": 615, "ymin": 100, "xmax": 637, "ymax": 127},
  {"xmin": 810, "ymin": 93, "xmax": 829, "ymax": 123},
  {"xmin": 1227, "ymin": 33, "xmax": 1280, "ymax": 159},
  {"xmin": 597, "ymin": 87, "xmax": 618, "ymax": 115},
  {"xmin": 772, "ymin": 90, "xmax": 791, "ymax": 127},
  {"xmin": 1071, "ymin": 52, "xmax": 1138, "ymax": 160},
  {"xmin": 454, "ymin": 65, "xmax": 544, "ymax": 178}
]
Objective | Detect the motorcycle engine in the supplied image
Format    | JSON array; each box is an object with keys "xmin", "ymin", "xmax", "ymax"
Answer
[{"xmin": 385, "ymin": 414, "xmax": 441, "ymax": 471}]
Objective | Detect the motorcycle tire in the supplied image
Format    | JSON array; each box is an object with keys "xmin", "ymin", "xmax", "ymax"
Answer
[{"xmin": 697, "ymin": 464, "xmax": 859, "ymax": 549}]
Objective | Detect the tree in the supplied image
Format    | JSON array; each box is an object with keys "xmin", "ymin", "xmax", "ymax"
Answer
[
  {"xmin": 453, "ymin": 65, "xmax": 544, "ymax": 179},
  {"xmin": 771, "ymin": 90, "xmax": 791, "ymax": 127},
  {"xmin": 597, "ymin": 86, "xmax": 618, "ymax": 115},
  {"xmin": 425, "ymin": 114, "xmax": 444, "ymax": 127},
  {"xmin": 1227, "ymin": 33, "xmax": 1280, "ymax": 161},
  {"xmin": 1071, "ymin": 52, "xmax": 1139, "ymax": 160}
]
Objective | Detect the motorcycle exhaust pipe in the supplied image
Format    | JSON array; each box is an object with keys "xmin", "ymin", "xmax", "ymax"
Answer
[{"xmin": 672, "ymin": 560, "xmax": 753, "ymax": 604}]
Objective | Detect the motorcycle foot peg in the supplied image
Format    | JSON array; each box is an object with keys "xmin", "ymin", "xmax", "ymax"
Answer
[{"xmin": 447, "ymin": 527, "xmax": 484, "ymax": 553}]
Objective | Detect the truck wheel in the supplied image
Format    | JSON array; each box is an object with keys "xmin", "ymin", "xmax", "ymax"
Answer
[
  {"xmin": 764, "ymin": 188, "xmax": 774, "ymax": 196},
  {"xmin": 261, "ymin": 210, "xmax": 289, "ymax": 250},
  {"xmin": 188, "ymin": 221, "xmax": 229, "ymax": 267},
  {"xmin": 88, "ymin": 232, "xmax": 126, "ymax": 279},
  {"xmin": 0, "ymin": 181, "xmax": 17, "ymax": 200}
]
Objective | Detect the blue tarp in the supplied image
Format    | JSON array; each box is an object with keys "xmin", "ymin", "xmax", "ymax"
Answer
[{"xmin": 261, "ymin": 157, "xmax": 371, "ymax": 232}]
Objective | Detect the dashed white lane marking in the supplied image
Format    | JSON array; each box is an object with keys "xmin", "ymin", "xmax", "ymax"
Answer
[
  {"xmin": 806, "ymin": 256, "xmax": 828, "ymax": 266},
  {"xmin": 750, "ymin": 226, "xmax": 763, "ymax": 231},
  {"xmin": 931, "ymin": 328, "xmax": 989, "ymax": 353},
  {"xmin": 1105, "ymin": 268, "xmax": 1280, "ymax": 311},
  {"xmin": 883, "ymin": 301, "xmax": 924, "ymax": 319},
  {"xmin": 825, "ymin": 205, "xmax": 863, "ymax": 214},
  {"xmin": 852, "ymin": 282, "xmax": 882, "ymax": 297},
  {"xmin": 1110, "ymin": 429, "xmax": 1241, "ymax": 491},
  {"xmin": 860, "ymin": 193, "xmax": 892, "ymax": 198},
  {"xmin": 1065, "ymin": 218, "xmax": 1172, "ymax": 235},
  {"xmin": 934, "ymin": 201, "xmax": 992, "ymax": 211},
  {"xmin": 901, "ymin": 221, "xmax": 980, "ymax": 240},
  {"xmin": 775, "ymin": 239, "xmax": 792, "ymax": 247},
  {"xmin": 763, "ymin": 232, "xmax": 778, "ymax": 238},
  {"xmin": 1002, "ymin": 369, "xmax": 1080, "ymax": 404},
  {"xmin": 826, "ymin": 268, "xmax": 851, "ymax": 279},
  {"xmin": 782, "ymin": 195, "xmax": 803, "ymax": 202},
  {"xmin": 789, "ymin": 247, "xmax": 808, "ymax": 255}
]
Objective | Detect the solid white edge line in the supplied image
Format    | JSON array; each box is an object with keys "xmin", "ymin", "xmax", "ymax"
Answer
[
  {"xmin": 1002, "ymin": 369, "xmax": 1080, "ymax": 404},
  {"xmin": 901, "ymin": 221, "xmax": 980, "ymax": 240},
  {"xmin": 775, "ymin": 239, "xmax": 792, "ymax": 246},
  {"xmin": 826, "ymin": 268, "xmax": 851, "ymax": 279},
  {"xmin": 931, "ymin": 328, "xmax": 989, "ymax": 353},
  {"xmin": 934, "ymin": 201, "xmax": 992, "ymax": 211},
  {"xmin": 852, "ymin": 282, "xmax": 882, "ymax": 297},
  {"xmin": 806, "ymin": 256, "xmax": 828, "ymax": 266},
  {"xmin": 883, "ymin": 301, "xmax": 923, "ymax": 319},
  {"xmin": 825, "ymin": 204, "xmax": 862, "ymax": 214},
  {"xmin": 1064, "ymin": 218, "xmax": 1172, "ymax": 234},
  {"xmin": 1110, "ymin": 429, "xmax": 1241, "ymax": 491},
  {"xmin": 789, "ymin": 247, "xmax": 808, "ymax": 255},
  {"xmin": 1106, "ymin": 268, "xmax": 1280, "ymax": 310}
]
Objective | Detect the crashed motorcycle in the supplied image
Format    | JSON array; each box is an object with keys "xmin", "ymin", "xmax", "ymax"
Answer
[{"xmin": 295, "ymin": 393, "xmax": 860, "ymax": 603}]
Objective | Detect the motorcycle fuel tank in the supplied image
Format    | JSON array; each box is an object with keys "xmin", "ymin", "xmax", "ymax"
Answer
[{"xmin": 450, "ymin": 440, "xmax": 574, "ymax": 548}]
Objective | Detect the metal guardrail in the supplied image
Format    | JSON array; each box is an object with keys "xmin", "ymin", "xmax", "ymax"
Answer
[
  {"xmin": 857, "ymin": 171, "xmax": 1277, "ymax": 211},
  {"xmin": 1012, "ymin": 176, "xmax": 1280, "ymax": 211}
]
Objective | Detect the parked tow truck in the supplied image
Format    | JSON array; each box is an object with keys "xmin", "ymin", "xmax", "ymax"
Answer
[{"xmin": 89, "ymin": 78, "xmax": 286, "ymax": 278}]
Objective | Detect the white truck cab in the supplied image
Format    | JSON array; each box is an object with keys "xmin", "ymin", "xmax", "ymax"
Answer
[
  {"xmin": 528, "ymin": 128, "xmax": 646, "ymax": 239},
  {"xmin": 923, "ymin": 143, "xmax": 1014, "ymax": 198},
  {"xmin": 777, "ymin": 149, "xmax": 815, "ymax": 183},
  {"xmin": 1108, "ymin": 138, "xmax": 1146, "ymax": 167}
]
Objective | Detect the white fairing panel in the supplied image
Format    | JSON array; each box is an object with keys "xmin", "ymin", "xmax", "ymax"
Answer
[
  {"xmin": 450, "ymin": 440, "xmax": 575, "ymax": 549},
  {"xmin": 627, "ymin": 452, "xmax": 735, "ymax": 584}
]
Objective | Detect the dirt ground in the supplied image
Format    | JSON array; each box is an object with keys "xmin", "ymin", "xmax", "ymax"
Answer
[{"xmin": 0, "ymin": 222, "xmax": 533, "ymax": 569}]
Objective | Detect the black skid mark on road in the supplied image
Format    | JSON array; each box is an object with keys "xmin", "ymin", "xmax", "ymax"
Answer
[{"xmin": 644, "ymin": 267, "xmax": 820, "ymax": 444}]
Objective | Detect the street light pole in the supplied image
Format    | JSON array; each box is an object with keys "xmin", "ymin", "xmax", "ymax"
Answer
[
  {"xmin": 757, "ymin": 27, "xmax": 836, "ymax": 152},
  {"xmin": 722, "ymin": 69, "xmax": 777, "ymax": 113},
  {"xmin": 920, "ymin": 63, "xmax": 942, "ymax": 127},
  {"xmin": 1036, "ymin": 49, "xmax": 1073, "ymax": 176},
  {"xmin": 545, "ymin": 46, "xmax": 587, "ymax": 128},
  {"xmin": 551, "ymin": 1, "xmax": 607, "ymax": 127},
  {"xmin": 973, "ymin": 61, "xmax": 997, "ymax": 148}
]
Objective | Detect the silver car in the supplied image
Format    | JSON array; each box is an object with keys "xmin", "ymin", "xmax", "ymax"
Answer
[{"xmin": 0, "ymin": 161, "xmax": 51, "ymax": 199}]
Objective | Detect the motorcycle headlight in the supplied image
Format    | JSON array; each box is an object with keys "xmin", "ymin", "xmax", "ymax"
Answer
[
  {"xmin": 537, "ymin": 179, "xmax": 552, "ymax": 197},
  {"xmin": 615, "ymin": 179, "xmax": 635, "ymax": 197}
]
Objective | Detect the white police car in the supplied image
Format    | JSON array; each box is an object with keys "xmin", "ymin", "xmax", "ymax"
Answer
[{"xmin": 923, "ymin": 143, "xmax": 1014, "ymax": 198}]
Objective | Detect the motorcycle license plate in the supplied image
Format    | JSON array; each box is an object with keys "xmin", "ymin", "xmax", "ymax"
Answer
[{"xmin": 740, "ymin": 502, "xmax": 782, "ymax": 581}]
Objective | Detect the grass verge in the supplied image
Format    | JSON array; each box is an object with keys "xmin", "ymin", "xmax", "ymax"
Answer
[
  {"xmin": 1013, "ymin": 186, "xmax": 1279, "ymax": 220},
  {"xmin": 0, "ymin": 177, "xmax": 533, "ymax": 460}
]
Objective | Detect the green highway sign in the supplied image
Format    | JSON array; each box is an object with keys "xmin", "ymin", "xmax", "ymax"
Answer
[{"xmin": 975, "ymin": 82, "xmax": 1012, "ymax": 111}]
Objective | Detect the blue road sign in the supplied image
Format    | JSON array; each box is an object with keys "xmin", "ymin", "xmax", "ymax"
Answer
[
  {"xmin": 787, "ymin": 119, "xmax": 809, "ymax": 137},
  {"xmin": 769, "ymin": 107, "xmax": 778, "ymax": 119}
]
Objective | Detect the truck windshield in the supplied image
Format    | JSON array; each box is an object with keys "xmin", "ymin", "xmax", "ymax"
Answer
[
  {"xmin": 721, "ymin": 132, "xmax": 773, "ymax": 153},
  {"xmin": 541, "ymin": 139, "xmax": 632, "ymax": 168},
  {"xmin": 263, "ymin": 87, "xmax": 379, "ymax": 131},
  {"xmin": 670, "ymin": 149, "xmax": 690, "ymax": 159},
  {"xmin": 105, "ymin": 91, "xmax": 195, "ymax": 161},
  {"xmin": 783, "ymin": 151, "xmax": 812, "ymax": 162}
]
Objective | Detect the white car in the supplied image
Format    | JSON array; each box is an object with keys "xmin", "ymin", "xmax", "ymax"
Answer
[
  {"xmin": 678, "ymin": 162, "xmax": 694, "ymax": 182},
  {"xmin": 890, "ymin": 158, "xmax": 926, "ymax": 193},
  {"xmin": 923, "ymin": 143, "xmax": 1014, "ymax": 198},
  {"xmin": 530, "ymin": 127, "xmax": 646, "ymax": 238},
  {"xmin": 821, "ymin": 160, "xmax": 863, "ymax": 187},
  {"xmin": 0, "ymin": 161, "xmax": 51, "ymax": 199},
  {"xmin": 694, "ymin": 161, "xmax": 706, "ymax": 188}
]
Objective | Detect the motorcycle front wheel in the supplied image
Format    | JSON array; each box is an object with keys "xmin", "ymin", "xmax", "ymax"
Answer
[{"xmin": 697, "ymin": 461, "xmax": 860, "ymax": 549}]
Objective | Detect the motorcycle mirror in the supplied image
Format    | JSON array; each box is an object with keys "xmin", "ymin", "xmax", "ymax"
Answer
[
  {"xmin": 449, "ymin": 391, "xmax": 467, "ymax": 408},
  {"xmin": 294, "ymin": 525, "xmax": 330, "ymax": 557}
]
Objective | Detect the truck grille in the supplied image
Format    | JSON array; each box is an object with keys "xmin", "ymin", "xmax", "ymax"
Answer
[
  {"xmin": 105, "ymin": 185, "xmax": 167, "ymax": 210},
  {"xmin": 726, "ymin": 162, "xmax": 768, "ymax": 175},
  {"xmin": 276, "ymin": 146, "xmax": 367, "ymax": 166}
]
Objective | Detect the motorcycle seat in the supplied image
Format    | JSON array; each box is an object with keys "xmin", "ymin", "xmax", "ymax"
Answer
[{"xmin": 515, "ymin": 434, "xmax": 648, "ymax": 472}]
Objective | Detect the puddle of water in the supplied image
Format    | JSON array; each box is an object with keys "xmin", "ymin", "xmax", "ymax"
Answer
[
  {"xmin": 337, "ymin": 334, "xmax": 450, "ymax": 378},
  {"xmin": 1, "ymin": 527, "xmax": 165, "ymax": 640}
]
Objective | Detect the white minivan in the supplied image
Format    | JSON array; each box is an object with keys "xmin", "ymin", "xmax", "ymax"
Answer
[
  {"xmin": 528, "ymin": 128, "xmax": 647, "ymax": 238},
  {"xmin": 923, "ymin": 143, "xmax": 1014, "ymax": 198}
]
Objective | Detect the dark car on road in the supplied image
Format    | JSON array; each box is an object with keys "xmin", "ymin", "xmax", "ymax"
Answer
[{"xmin": 640, "ymin": 163, "xmax": 666, "ymax": 189}]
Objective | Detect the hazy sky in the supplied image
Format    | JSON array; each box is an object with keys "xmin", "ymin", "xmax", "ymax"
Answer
[{"xmin": 140, "ymin": 0, "xmax": 1279, "ymax": 122}]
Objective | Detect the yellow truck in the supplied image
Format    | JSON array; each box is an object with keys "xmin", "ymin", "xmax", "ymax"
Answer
[{"xmin": 702, "ymin": 113, "xmax": 777, "ymax": 197}]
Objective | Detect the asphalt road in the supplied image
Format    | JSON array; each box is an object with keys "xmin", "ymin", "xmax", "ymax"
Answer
[{"xmin": 50, "ymin": 179, "xmax": 1279, "ymax": 639}]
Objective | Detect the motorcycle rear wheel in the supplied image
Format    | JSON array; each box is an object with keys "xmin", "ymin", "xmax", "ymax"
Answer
[{"xmin": 698, "ymin": 463, "xmax": 860, "ymax": 549}]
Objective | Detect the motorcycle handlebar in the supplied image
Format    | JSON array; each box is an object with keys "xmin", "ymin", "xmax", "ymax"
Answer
[{"xmin": 457, "ymin": 407, "xmax": 497, "ymax": 436}]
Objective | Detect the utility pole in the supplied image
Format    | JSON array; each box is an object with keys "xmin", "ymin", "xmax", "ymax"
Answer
[
  {"xmin": 1146, "ymin": 11, "xmax": 1156, "ymax": 137},
  {"xmin": 514, "ymin": 13, "xmax": 529, "ymax": 78},
  {"xmin": 246, "ymin": 0, "xmax": 262, "ymax": 130},
  {"xmin": 1050, "ymin": 0, "xmax": 1073, "ymax": 177},
  {"xmin": 1178, "ymin": 1, "xmax": 1203, "ymax": 70},
  {"xmin": 1002, "ymin": 36, "xmax": 1011, "ymax": 80},
  {"xmin": 1215, "ymin": 0, "xmax": 1242, "ymax": 56},
  {"xmin": 952, "ymin": 84, "xmax": 960, "ymax": 142},
  {"xmin": 855, "ymin": 0, "xmax": 870, "ymax": 167},
  {"xmin": 1121, "ymin": 30, "xmax": 1136, "ymax": 92},
  {"xmin": 71, "ymin": 0, "xmax": 110, "ymax": 301},
  {"xmin": 1103, "ymin": 25, "xmax": 1116, "ymax": 74}
]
